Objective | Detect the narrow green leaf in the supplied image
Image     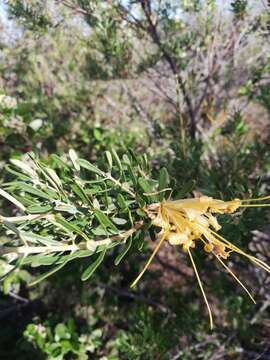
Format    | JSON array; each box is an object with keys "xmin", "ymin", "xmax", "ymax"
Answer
[
  {"xmin": 117, "ymin": 193, "xmax": 127, "ymax": 210},
  {"xmin": 79, "ymin": 159, "xmax": 103, "ymax": 176},
  {"xmin": 54, "ymin": 214, "xmax": 89, "ymax": 241},
  {"xmin": 94, "ymin": 209, "xmax": 118, "ymax": 232},
  {"xmin": 158, "ymin": 167, "xmax": 170, "ymax": 200},
  {"xmin": 112, "ymin": 217, "xmax": 127, "ymax": 225},
  {"xmin": 81, "ymin": 247, "xmax": 107, "ymax": 281},
  {"xmin": 3, "ymin": 220, "xmax": 21, "ymax": 237},
  {"xmin": 5, "ymin": 165, "xmax": 31, "ymax": 181},
  {"xmin": 69, "ymin": 149, "xmax": 80, "ymax": 171},
  {"xmin": 54, "ymin": 203, "xmax": 79, "ymax": 214},
  {"xmin": 114, "ymin": 236, "xmax": 132, "ymax": 265},
  {"xmin": 134, "ymin": 229, "xmax": 145, "ymax": 251},
  {"xmin": 159, "ymin": 168, "xmax": 169, "ymax": 190},
  {"xmin": 22, "ymin": 254, "xmax": 61, "ymax": 266},
  {"xmin": 20, "ymin": 232, "xmax": 60, "ymax": 246},
  {"xmin": 141, "ymin": 153, "xmax": 150, "ymax": 172},
  {"xmin": 46, "ymin": 168, "xmax": 63, "ymax": 189},
  {"xmin": 51, "ymin": 154, "xmax": 70, "ymax": 170},
  {"xmin": 71, "ymin": 183, "xmax": 92, "ymax": 206},
  {"xmin": 105, "ymin": 151, "xmax": 113, "ymax": 170},
  {"xmin": 34, "ymin": 159, "xmax": 64, "ymax": 194},
  {"xmin": 27, "ymin": 204, "xmax": 53, "ymax": 213},
  {"xmin": 86, "ymin": 186, "xmax": 102, "ymax": 195},
  {"xmin": 10, "ymin": 158, "xmax": 37, "ymax": 178},
  {"xmin": 93, "ymin": 128, "xmax": 102, "ymax": 140},
  {"xmin": 62, "ymin": 250, "xmax": 94, "ymax": 261},
  {"xmin": 127, "ymin": 148, "xmax": 138, "ymax": 164},
  {"xmin": 138, "ymin": 178, "xmax": 153, "ymax": 193},
  {"xmin": 122, "ymin": 154, "xmax": 131, "ymax": 165},
  {"xmin": 12, "ymin": 196, "xmax": 35, "ymax": 207},
  {"xmin": 29, "ymin": 261, "xmax": 68, "ymax": 287},
  {"xmin": 23, "ymin": 250, "xmax": 94, "ymax": 266},
  {"xmin": 91, "ymin": 226, "xmax": 110, "ymax": 236},
  {"xmin": 127, "ymin": 164, "xmax": 137, "ymax": 187},
  {"xmin": 15, "ymin": 183, "xmax": 54, "ymax": 200},
  {"xmin": 0, "ymin": 188, "xmax": 26, "ymax": 211},
  {"xmin": 136, "ymin": 209, "xmax": 146, "ymax": 217},
  {"xmin": 178, "ymin": 180, "xmax": 196, "ymax": 198},
  {"xmin": 111, "ymin": 148, "xmax": 122, "ymax": 173}
]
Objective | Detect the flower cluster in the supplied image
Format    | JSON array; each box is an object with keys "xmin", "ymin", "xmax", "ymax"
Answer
[{"xmin": 131, "ymin": 195, "xmax": 270, "ymax": 329}]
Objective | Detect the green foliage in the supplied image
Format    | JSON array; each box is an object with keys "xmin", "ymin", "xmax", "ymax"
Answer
[
  {"xmin": 1, "ymin": 1, "xmax": 270, "ymax": 359},
  {"xmin": 231, "ymin": 0, "xmax": 248, "ymax": 20},
  {"xmin": 7, "ymin": 0, "xmax": 53, "ymax": 31},
  {"xmin": 22, "ymin": 319, "xmax": 102, "ymax": 359},
  {"xmin": 0, "ymin": 149, "xmax": 170, "ymax": 283}
]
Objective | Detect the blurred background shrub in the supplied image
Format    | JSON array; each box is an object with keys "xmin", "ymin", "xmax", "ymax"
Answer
[{"xmin": 1, "ymin": 0, "xmax": 270, "ymax": 359}]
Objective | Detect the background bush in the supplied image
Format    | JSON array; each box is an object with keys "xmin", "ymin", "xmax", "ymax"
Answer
[{"xmin": 1, "ymin": 1, "xmax": 270, "ymax": 359}]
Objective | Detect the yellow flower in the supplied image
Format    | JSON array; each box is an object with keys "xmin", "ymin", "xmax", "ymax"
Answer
[{"xmin": 131, "ymin": 195, "xmax": 270, "ymax": 329}]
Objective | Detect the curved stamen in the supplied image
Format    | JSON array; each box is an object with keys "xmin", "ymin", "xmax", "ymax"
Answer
[
  {"xmin": 130, "ymin": 232, "xmax": 168, "ymax": 288},
  {"xmin": 208, "ymin": 229, "xmax": 270, "ymax": 273},
  {"xmin": 214, "ymin": 253, "xmax": 256, "ymax": 304},
  {"xmin": 188, "ymin": 248, "xmax": 213, "ymax": 330},
  {"xmin": 239, "ymin": 204, "xmax": 270, "ymax": 208},
  {"xmin": 241, "ymin": 196, "xmax": 270, "ymax": 202}
]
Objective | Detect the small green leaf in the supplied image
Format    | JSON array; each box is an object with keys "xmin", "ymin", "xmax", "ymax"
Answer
[
  {"xmin": 134, "ymin": 229, "xmax": 145, "ymax": 251},
  {"xmin": 5, "ymin": 165, "xmax": 31, "ymax": 181},
  {"xmin": 54, "ymin": 203, "xmax": 79, "ymax": 214},
  {"xmin": 114, "ymin": 236, "xmax": 132, "ymax": 265},
  {"xmin": 159, "ymin": 167, "xmax": 169, "ymax": 190},
  {"xmin": 127, "ymin": 148, "xmax": 138, "ymax": 164},
  {"xmin": 93, "ymin": 128, "xmax": 102, "ymax": 141},
  {"xmin": 63, "ymin": 250, "xmax": 94, "ymax": 261},
  {"xmin": 136, "ymin": 208, "xmax": 146, "ymax": 217},
  {"xmin": 81, "ymin": 247, "xmax": 107, "ymax": 281},
  {"xmin": 20, "ymin": 232, "xmax": 60, "ymax": 246},
  {"xmin": 69, "ymin": 149, "xmax": 80, "ymax": 171},
  {"xmin": 178, "ymin": 180, "xmax": 196, "ymax": 198},
  {"xmin": 117, "ymin": 193, "xmax": 127, "ymax": 210},
  {"xmin": 22, "ymin": 254, "xmax": 60, "ymax": 266},
  {"xmin": 122, "ymin": 154, "xmax": 131, "ymax": 165},
  {"xmin": 87, "ymin": 186, "xmax": 102, "ymax": 195},
  {"xmin": 29, "ymin": 261, "xmax": 68, "ymax": 286},
  {"xmin": 35, "ymin": 159, "xmax": 64, "ymax": 193},
  {"xmin": 138, "ymin": 177, "xmax": 152, "ymax": 193},
  {"xmin": 126, "ymin": 164, "xmax": 137, "ymax": 187},
  {"xmin": 91, "ymin": 226, "xmax": 110, "ymax": 236},
  {"xmin": 142, "ymin": 154, "xmax": 149, "ymax": 171},
  {"xmin": 111, "ymin": 148, "xmax": 122, "ymax": 173},
  {"xmin": 54, "ymin": 214, "xmax": 89, "ymax": 241},
  {"xmin": 3, "ymin": 220, "xmax": 21, "ymax": 237},
  {"xmin": 79, "ymin": 159, "xmax": 103, "ymax": 176},
  {"xmin": 55, "ymin": 323, "xmax": 70, "ymax": 341},
  {"xmin": 112, "ymin": 217, "xmax": 127, "ymax": 225},
  {"xmin": 15, "ymin": 183, "xmax": 54, "ymax": 200},
  {"xmin": 51, "ymin": 154, "xmax": 69, "ymax": 169},
  {"xmin": 138, "ymin": 178, "xmax": 158, "ymax": 201},
  {"xmin": 10, "ymin": 158, "xmax": 37, "ymax": 178},
  {"xmin": 158, "ymin": 167, "xmax": 170, "ymax": 200},
  {"xmin": 94, "ymin": 209, "xmax": 118, "ymax": 232},
  {"xmin": 46, "ymin": 168, "xmax": 63, "ymax": 189},
  {"xmin": 105, "ymin": 151, "xmax": 113, "ymax": 170},
  {"xmin": 71, "ymin": 183, "xmax": 92, "ymax": 206},
  {"xmin": 0, "ymin": 188, "xmax": 26, "ymax": 211},
  {"xmin": 27, "ymin": 204, "xmax": 53, "ymax": 213}
]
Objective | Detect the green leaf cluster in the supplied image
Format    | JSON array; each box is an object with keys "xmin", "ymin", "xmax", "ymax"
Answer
[{"xmin": 0, "ymin": 149, "xmax": 171, "ymax": 284}]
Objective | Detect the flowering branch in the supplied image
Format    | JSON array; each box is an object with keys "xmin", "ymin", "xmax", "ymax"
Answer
[{"xmin": 0, "ymin": 149, "xmax": 270, "ymax": 328}]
